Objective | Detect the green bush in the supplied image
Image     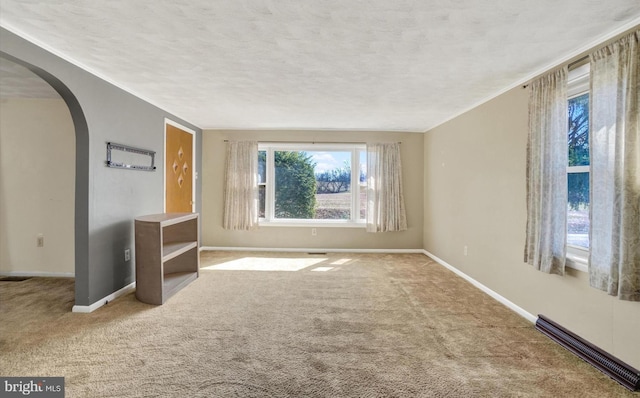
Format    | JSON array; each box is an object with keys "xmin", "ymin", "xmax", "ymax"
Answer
[{"xmin": 274, "ymin": 151, "xmax": 317, "ymax": 218}]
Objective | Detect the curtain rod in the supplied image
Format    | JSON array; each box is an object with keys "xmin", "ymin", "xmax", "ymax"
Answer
[
  {"xmin": 223, "ymin": 140, "xmax": 400, "ymax": 144},
  {"xmin": 567, "ymin": 55, "xmax": 589, "ymax": 70},
  {"xmin": 523, "ymin": 55, "xmax": 590, "ymax": 89},
  {"xmin": 522, "ymin": 27, "xmax": 637, "ymax": 89}
]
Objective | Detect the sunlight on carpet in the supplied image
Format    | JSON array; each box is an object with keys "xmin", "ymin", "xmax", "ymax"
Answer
[
  {"xmin": 310, "ymin": 266, "xmax": 334, "ymax": 272},
  {"xmin": 330, "ymin": 258, "xmax": 352, "ymax": 265},
  {"xmin": 201, "ymin": 256, "xmax": 328, "ymax": 271}
]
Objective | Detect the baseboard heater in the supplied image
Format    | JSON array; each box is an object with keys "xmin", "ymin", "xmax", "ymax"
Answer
[{"xmin": 535, "ymin": 315, "xmax": 639, "ymax": 391}]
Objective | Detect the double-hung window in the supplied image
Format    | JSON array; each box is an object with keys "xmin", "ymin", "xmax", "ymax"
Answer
[
  {"xmin": 258, "ymin": 143, "xmax": 366, "ymax": 226},
  {"xmin": 566, "ymin": 63, "xmax": 590, "ymax": 266}
]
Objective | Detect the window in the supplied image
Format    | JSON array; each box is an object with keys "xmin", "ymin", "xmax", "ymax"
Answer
[
  {"xmin": 567, "ymin": 63, "xmax": 590, "ymax": 253},
  {"xmin": 258, "ymin": 143, "xmax": 366, "ymax": 226}
]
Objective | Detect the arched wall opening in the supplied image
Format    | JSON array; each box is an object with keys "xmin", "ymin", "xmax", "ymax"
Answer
[{"xmin": 0, "ymin": 52, "xmax": 89, "ymax": 304}]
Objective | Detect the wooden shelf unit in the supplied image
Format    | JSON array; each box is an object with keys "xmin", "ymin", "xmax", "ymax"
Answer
[{"xmin": 134, "ymin": 213, "xmax": 199, "ymax": 305}]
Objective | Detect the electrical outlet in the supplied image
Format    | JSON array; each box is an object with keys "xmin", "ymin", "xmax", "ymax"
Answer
[
  {"xmin": 37, "ymin": 234, "xmax": 44, "ymax": 247},
  {"xmin": 464, "ymin": 246, "xmax": 468, "ymax": 256},
  {"xmin": 311, "ymin": 228, "xmax": 317, "ymax": 236},
  {"xmin": 124, "ymin": 249, "xmax": 131, "ymax": 262}
]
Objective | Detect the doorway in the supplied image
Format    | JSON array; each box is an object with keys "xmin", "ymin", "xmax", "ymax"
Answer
[
  {"xmin": 0, "ymin": 57, "xmax": 75, "ymax": 277},
  {"xmin": 165, "ymin": 120, "xmax": 196, "ymax": 213}
]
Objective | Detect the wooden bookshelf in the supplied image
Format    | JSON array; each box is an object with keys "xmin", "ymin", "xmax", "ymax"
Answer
[{"xmin": 134, "ymin": 213, "xmax": 199, "ymax": 305}]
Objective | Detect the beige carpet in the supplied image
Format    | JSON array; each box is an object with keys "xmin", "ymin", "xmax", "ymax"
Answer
[{"xmin": 0, "ymin": 252, "xmax": 635, "ymax": 397}]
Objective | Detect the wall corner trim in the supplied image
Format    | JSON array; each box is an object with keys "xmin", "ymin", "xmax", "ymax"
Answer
[
  {"xmin": 422, "ymin": 250, "xmax": 537, "ymax": 324},
  {"xmin": 72, "ymin": 282, "xmax": 136, "ymax": 313}
]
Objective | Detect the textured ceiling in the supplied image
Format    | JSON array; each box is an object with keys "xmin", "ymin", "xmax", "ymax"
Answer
[{"xmin": 1, "ymin": 1, "xmax": 639, "ymax": 132}]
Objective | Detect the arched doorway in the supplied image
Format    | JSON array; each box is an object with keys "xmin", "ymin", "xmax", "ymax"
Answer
[{"xmin": 0, "ymin": 53, "xmax": 89, "ymax": 307}]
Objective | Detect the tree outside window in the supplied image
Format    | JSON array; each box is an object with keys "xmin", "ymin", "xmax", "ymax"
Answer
[
  {"xmin": 567, "ymin": 92, "xmax": 590, "ymax": 249},
  {"xmin": 259, "ymin": 145, "xmax": 365, "ymax": 224}
]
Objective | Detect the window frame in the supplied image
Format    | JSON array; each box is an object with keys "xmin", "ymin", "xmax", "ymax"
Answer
[
  {"xmin": 566, "ymin": 63, "xmax": 590, "ymax": 272},
  {"xmin": 258, "ymin": 142, "xmax": 367, "ymax": 228}
]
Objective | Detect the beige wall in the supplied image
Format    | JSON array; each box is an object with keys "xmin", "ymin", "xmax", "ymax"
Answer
[
  {"xmin": 202, "ymin": 130, "xmax": 423, "ymax": 250},
  {"xmin": 423, "ymin": 86, "xmax": 640, "ymax": 369},
  {"xmin": 0, "ymin": 98, "xmax": 75, "ymax": 275}
]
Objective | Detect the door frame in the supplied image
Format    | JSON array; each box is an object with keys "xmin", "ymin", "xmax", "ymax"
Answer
[{"xmin": 164, "ymin": 118, "xmax": 196, "ymax": 213}]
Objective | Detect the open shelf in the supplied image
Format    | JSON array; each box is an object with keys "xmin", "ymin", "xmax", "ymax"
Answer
[
  {"xmin": 163, "ymin": 241, "xmax": 198, "ymax": 262},
  {"xmin": 135, "ymin": 213, "xmax": 199, "ymax": 305},
  {"xmin": 163, "ymin": 271, "xmax": 198, "ymax": 297}
]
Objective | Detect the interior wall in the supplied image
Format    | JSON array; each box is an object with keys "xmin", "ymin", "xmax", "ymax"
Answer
[
  {"xmin": 423, "ymin": 85, "xmax": 640, "ymax": 369},
  {"xmin": 1, "ymin": 28, "xmax": 202, "ymax": 307},
  {"xmin": 202, "ymin": 130, "xmax": 423, "ymax": 250},
  {"xmin": 0, "ymin": 98, "xmax": 75, "ymax": 275}
]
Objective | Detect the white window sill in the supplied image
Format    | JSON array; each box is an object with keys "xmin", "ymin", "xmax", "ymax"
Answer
[
  {"xmin": 566, "ymin": 246, "xmax": 588, "ymax": 272},
  {"xmin": 258, "ymin": 220, "xmax": 366, "ymax": 228}
]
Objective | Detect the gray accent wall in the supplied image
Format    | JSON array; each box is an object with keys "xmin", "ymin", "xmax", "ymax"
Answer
[{"xmin": 1, "ymin": 28, "xmax": 202, "ymax": 307}]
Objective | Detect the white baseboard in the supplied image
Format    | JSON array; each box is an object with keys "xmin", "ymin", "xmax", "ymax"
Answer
[
  {"xmin": 201, "ymin": 246, "xmax": 424, "ymax": 254},
  {"xmin": 0, "ymin": 271, "xmax": 74, "ymax": 278},
  {"xmin": 72, "ymin": 282, "xmax": 136, "ymax": 313},
  {"xmin": 422, "ymin": 250, "xmax": 537, "ymax": 324}
]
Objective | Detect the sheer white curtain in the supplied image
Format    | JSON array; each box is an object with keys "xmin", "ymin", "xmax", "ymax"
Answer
[
  {"xmin": 223, "ymin": 141, "xmax": 259, "ymax": 230},
  {"xmin": 524, "ymin": 67, "xmax": 568, "ymax": 275},
  {"xmin": 589, "ymin": 30, "xmax": 640, "ymax": 301},
  {"xmin": 366, "ymin": 142, "xmax": 407, "ymax": 232}
]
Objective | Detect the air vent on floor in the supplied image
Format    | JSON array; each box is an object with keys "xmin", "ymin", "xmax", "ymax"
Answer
[{"xmin": 536, "ymin": 314, "xmax": 639, "ymax": 391}]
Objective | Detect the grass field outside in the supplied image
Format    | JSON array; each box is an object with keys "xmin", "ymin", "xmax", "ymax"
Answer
[{"xmin": 315, "ymin": 188, "xmax": 366, "ymax": 220}]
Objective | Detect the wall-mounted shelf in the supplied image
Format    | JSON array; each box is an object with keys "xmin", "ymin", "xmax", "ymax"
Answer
[{"xmin": 134, "ymin": 213, "xmax": 199, "ymax": 305}]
